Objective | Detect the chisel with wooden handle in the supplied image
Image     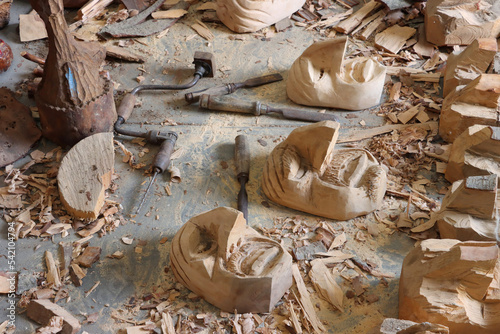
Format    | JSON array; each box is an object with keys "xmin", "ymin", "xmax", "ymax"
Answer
[
  {"xmin": 235, "ymin": 135, "xmax": 250, "ymax": 221},
  {"xmin": 185, "ymin": 73, "xmax": 283, "ymax": 103},
  {"xmin": 199, "ymin": 94, "xmax": 339, "ymax": 123}
]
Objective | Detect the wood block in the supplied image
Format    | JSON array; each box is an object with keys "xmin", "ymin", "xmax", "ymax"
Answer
[
  {"xmin": 69, "ymin": 263, "xmax": 86, "ymax": 287},
  {"xmin": 439, "ymin": 74, "xmax": 500, "ymax": 143},
  {"xmin": 399, "ymin": 239, "xmax": 500, "ymax": 333},
  {"xmin": 425, "ymin": 0, "xmax": 500, "ymax": 46},
  {"xmin": 57, "ymin": 132, "xmax": 114, "ymax": 220},
  {"xmin": 446, "ymin": 125, "xmax": 500, "ymax": 183},
  {"xmin": 27, "ymin": 299, "xmax": 81, "ymax": 334},
  {"xmin": 375, "ymin": 25, "xmax": 416, "ymax": 54},
  {"xmin": 443, "ymin": 38, "xmax": 497, "ymax": 97},
  {"xmin": 75, "ymin": 246, "xmax": 101, "ymax": 268}
]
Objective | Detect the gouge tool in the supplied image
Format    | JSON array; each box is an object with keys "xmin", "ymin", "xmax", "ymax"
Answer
[
  {"xmin": 235, "ymin": 135, "xmax": 250, "ymax": 221},
  {"xmin": 199, "ymin": 95, "xmax": 339, "ymax": 123},
  {"xmin": 185, "ymin": 73, "xmax": 283, "ymax": 103}
]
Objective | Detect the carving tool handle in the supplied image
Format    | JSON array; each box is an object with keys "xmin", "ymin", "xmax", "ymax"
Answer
[
  {"xmin": 269, "ymin": 106, "xmax": 340, "ymax": 123},
  {"xmin": 116, "ymin": 93, "xmax": 137, "ymax": 122},
  {"xmin": 235, "ymin": 135, "xmax": 250, "ymax": 221},
  {"xmin": 199, "ymin": 95, "xmax": 259, "ymax": 115},
  {"xmin": 153, "ymin": 134, "xmax": 177, "ymax": 173}
]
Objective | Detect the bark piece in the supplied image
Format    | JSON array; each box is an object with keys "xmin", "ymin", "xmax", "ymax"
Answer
[
  {"xmin": 399, "ymin": 239, "xmax": 500, "ymax": 333},
  {"xmin": 434, "ymin": 175, "xmax": 499, "ymax": 241},
  {"xmin": 0, "ymin": 0, "xmax": 11, "ymax": 29},
  {"xmin": 19, "ymin": 10, "xmax": 48, "ymax": 42},
  {"xmin": 443, "ymin": 38, "xmax": 497, "ymax": 97},
  {"xmin": 309, "ymin": 259, "xmax": 343, "ymax": 312},
  {"xmin": 57, "ymin": 132, "xmax": 114, "ymax": 220},
  {"xmin": 446, "ymin": 125, "xmax": 500, "ymax": 183},
  {"xmin": 439, "ymin": 74, "xmax": 500, "ymax": 143},
  {"xmin": 287, "ymin": 36, "xmax": 386, "ymax": 110},
  {"xmin": 262, "ymin": 121, "xmax": 387, "ymax": 220},
  {"xmin": 170, "ymin": 207, "xmax": 293, "ymax": 313},
  {"xmin": 368, "ymin": 318, "xmax": 449, "ymax": 334},
  {"xmin": 216, "ymin": 0, "xmax": 305, "ymax": 33},
  {"xmin": 75, "ymin": 246, "xmax": 101, "ymax": 268},
  {"xmin": 375, "ymin": 25, "xmax": 416, "ymax": 54},
  {"xmin": 425, "ymin": 0, "xmax": 500, "ymax": 46},
  {"xmin": 0, "ymin": 88, "xmax": 42, "ymax": 167},
  {"xmin": 31, "ymin": 0, "xmax": 116, "ymax": 147},
  {"xmin": 99, "ymin": 0, "xmax": 189, "ymax": 38},
  {"xmin": 27, "ymin": 299, "xmax": 81, "ymax": 334},
  {"xmin": 335, "ymin": 0, "xmax": 381, "ymax": 34}
]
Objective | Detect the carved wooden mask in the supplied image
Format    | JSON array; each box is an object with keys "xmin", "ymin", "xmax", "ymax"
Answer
[
  {"xmin": 286, "ymin": 37, "xmax": 386, "ymax": 110},
  {"xmin": 262, "ymin": 121, "xmax": 387, "ymax": 220},
  {"xmin": 170, "ymin": 207, "xmax": 292, "ymax": 313},
  {"xmin": 216, "ymin": 0, "xmax": 305, "ymax": 33}
]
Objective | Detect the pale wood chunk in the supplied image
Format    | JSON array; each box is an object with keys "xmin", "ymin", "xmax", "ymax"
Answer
[
  {"xmin": 27, "ymin": 299, "xmax": 81, "ymax": 334},
  {"xmin": 398, "ymin": 104, "xmax": 422, "ymax": 124},
  {"xmin": 335, "ymin": 0, "xmax": 381, "ymax": 34},
  {"xmin": 425, "ymin": 0, "xmax": 500, "ymax": 46},
  {"xmin": 446, "ymin": 125, "xmax": 500, "ymax": 183},
  {"xmin": 375, "ymin": 25, "xmax": 416, "ymax": 54},
  {"xmin": 19, "ymin": 10, "xmax": 47, "ymax": 42},
  {"xmin": 309, "ymin": 260, "xmax": 344, "ymax": 312},
  {"xmin": 152, "ymin": 8, "xmax": 187, "ymax": 19},
  {"xmin": 45, "ymin": 251, "xmax": 61, "ymax": 288},
  {"xmin": 77, "ymin": 218, "xmax": 105, "ymax": 237},
  {"xmin": 399, "ymin": 239, "xmax": 500, "ymax": 332},
  {"xmin": 105, "ymin": 45, "xmax": 145, "ymax": 63},
  {"xmin": 359, "ymin": 15, "xmax": 384, "ymax": 40},
  {"xmin": 439, "ymin": 74, "xmax": 500, "ymax": 143},
  {"xmin": 443, "ymin": 38, "xmax": 497, "ymax": 97},
  {"xmin": 292, "ymin": 264, "xmax": 325, "ymax": 333},
  {"xmin": 57, "ymin": 132, "xmax": 114, "ymax": 220}
]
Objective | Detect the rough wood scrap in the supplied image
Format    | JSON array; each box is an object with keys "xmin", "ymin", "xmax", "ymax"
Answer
[
  {"xmin": 446, "ymin": 125, "xmax": 500, "ymax": 183},
  {"xmin": 151, "ymin": 9, "xmax": 188, "ymax": 19},
  {"xmin": 19, "ymin": 10, "xmax": 47, "ymax": 42},
  {"xmin": 351, "ymin": 9, "xmax": 385, "ymax": 35},
  {"xmin": 99, "ymin": 0, "xmax": 190, "ymax": 38},
  {"xmin": 292, "ymin": 264, "xmax": 326, "ymax": 333},
  {"xmin": 75, "ymin": 0, "xmax": 113, "ymax": 22},
  {"xmin": 335, "ymin": 0, "xmax": 381, "ymax": 34},
  {"xmin": 398, "ymin": 104, "xmax": 422, "ymax": 124},
  {"xmin": 338, "ymin": 121, "xmax": 437, "ymax": 143},
  {"xmin": 434, "ymin": 175, "xmax": 499, "ymax": 241},
  {"xmin": 0, "ymin": 272, "xmax": 12, "ymax": 293},
  {"xmin": 75, "ymin": 246, "xmax": 101, "ymax": 268},
  {"xmin": 191, "ymin": 19, "xmax": 214, "ymax": 41},
  {"xmin": 413, "ymin": 24, "xmax": 435, "ymax": 58},
  {"xmin": 45, "ymin": 251, "xmax": 62, "ymax": 288},
  {"xmin": 425, "ymin": 0, "xmax": 500, "ymax": 46},
  {"xmin": 0, "ymin": 87, "xmax": 42, "ymax": 167},
  {"xmin": 57, "ymin": 133, "xmax": 114, "ymax": 220},
  {"xmin": 443, "ymin": 38, "xmax": 497, "ymax": 97},
  {"xmin": 69, "ymin": 263, "xmax": 86, "ymax": 287},
  {"xmin": 374, "ymin": 25, "xmax": 416, "ymax": 54},
  {"xmin": 359, "ymin": 14, "xmax": 384, "ymax": 40},
  {"xmin": 399, "ymin": 239, "xmax": 500, "ymax": 332},
  {"xmin": 439, "ymin": 74, "xmax": 500, "ymax": 143},
  {"xmin": 27, "ymin": 299, "xmax": 81, "ymax": 334},
  {"xmin": 309, "ymin": 260, "xmax": 344, "ymax": 312}
]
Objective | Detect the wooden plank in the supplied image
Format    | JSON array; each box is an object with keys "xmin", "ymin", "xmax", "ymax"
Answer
[
  {"xmin": 338, "ymin": 122, "xmax": 438, "ymax": 143},
  {"xmin": 292, "ymin": 264, "xmax": 325, "ymax": 333}
]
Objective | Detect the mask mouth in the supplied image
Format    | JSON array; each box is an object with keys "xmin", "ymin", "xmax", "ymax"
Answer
[{"xmin": 226, "ymin": 237, "xmax": 283, "ymax": 277}]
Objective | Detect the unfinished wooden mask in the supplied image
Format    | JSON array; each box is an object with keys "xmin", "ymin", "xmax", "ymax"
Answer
[
  {"xmin": 286, "ymin": 37, "xmax": 386, "ymax": 110},
  {"xmin": 216, "ymin": 0, "xmax": 305, "ymax": 33},
  {"xmin": 400, "ymin": 239, "xmax": 500, "ymax": 333},
  {"xmin": 170, "ymin": 207, "xmax": 293, "ymax": 313},
  {"xmin": 433, "ymin": 175, "xmax": 499, "ymax": 241},
  {"xmin": 262, "ymin": 121, "xmax": 387, "ymax": 220},
  {"xmin": 446, "ymin": 125, "xmax": 500, "ymax": 183}
]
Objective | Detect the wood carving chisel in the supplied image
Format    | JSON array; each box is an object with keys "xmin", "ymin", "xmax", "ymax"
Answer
[
  {"xmin": 235, "ymin": 135, "xmax": 250, "ymax": 221},
  {"xmin": 185, "ymin": 73, "xmax": 283, "ymax": 103},
  {"xmin": 199, "ymin": 95, "xmax": 339, "ymax": 123}
]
